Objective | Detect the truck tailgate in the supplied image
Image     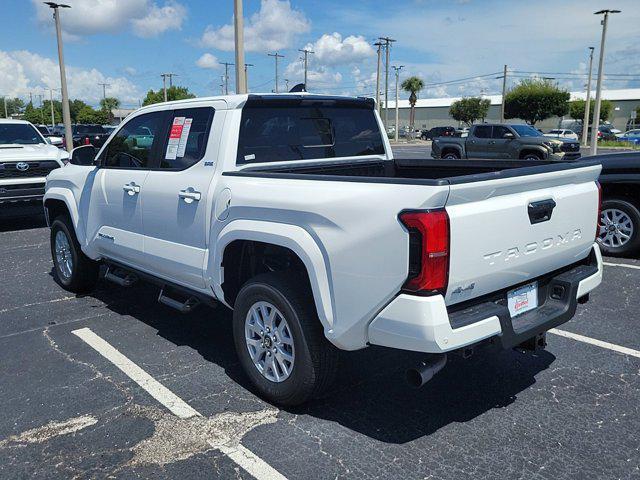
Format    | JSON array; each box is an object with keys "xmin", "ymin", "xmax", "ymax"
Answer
[{"xmin": 444, "ymin": 163, "xmax": 601, "ymax": 306}]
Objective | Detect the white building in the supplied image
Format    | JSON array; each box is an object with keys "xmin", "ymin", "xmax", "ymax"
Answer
[{"xmin": 384, "ymin": 88, "xmax": 640, "ymax": 131}]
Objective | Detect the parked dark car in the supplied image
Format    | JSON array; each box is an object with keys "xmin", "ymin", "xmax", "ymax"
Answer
[
  {"xmin": 589, "ymin": 151, "xmax": 640, "ymax": 257},
  {"xmin": 420, "ymin": 126, "xmax": 455, "ymax": 140},
  {"xmin": 65, "ymin": 124, "xmax": 110, "ymax": 148},
  {"xmin": 579, "ymin": 125, "xmax": 618, "ymax": 142}
]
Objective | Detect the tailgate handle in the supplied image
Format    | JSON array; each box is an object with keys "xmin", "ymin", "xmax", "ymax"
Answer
[{"xmin": 528, "ymin": 199, "xmax": 556, "ymax": 224}]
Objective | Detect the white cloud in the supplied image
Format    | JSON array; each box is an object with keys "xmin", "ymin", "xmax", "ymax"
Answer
[
  {"xmin": 284, "ymin": 60, "xmax": 342, "ymax": 93},
  {"xmin": 196, "ymin": 53, "xmax": 221, "ymax": 70},
  {"xmin": 32, "ymin": 0, "xmax": 186, "ymax": 39},
  {"xmin": 303, "ymin": 33, "xmax": 375, "ymax": 66},
  {"xmin": 131, "ymin": 1, "xmax": 187, "ymax": 38},
  {"xmin": 200, "ymin": 0, "xmax": 310, "ymax": 52},
  {"xmin": 0, "ymin": 50, "xmax": 142, "ymax": 106}
]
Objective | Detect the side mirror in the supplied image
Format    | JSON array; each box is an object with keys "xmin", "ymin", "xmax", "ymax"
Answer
[
  {"xmin": 503, "ymin": 132, "xmax": 515, "ymax": 139},
  {"xmin": 69, "ymin": 145, "xmax": 97, "ymax": 166}
]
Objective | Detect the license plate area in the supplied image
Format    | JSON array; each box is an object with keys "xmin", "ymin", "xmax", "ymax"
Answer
[{"xmin": 507, "ymin": 281, "xmax": 538, "ymax": 317}]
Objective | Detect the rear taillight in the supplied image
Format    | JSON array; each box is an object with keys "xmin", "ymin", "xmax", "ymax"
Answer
[
  {"xmin": 84, "ymin": 137, "xmax": 90, "ymax": 145},
  {"xmin": 399, "ymin": 209, "xmax": 450, "ymax": 295},
  {"xmin": 596, "ymin": 181, "xmax": 602, "ymax": 241}
]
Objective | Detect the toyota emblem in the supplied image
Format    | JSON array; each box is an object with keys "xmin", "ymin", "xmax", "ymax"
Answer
[{"xmin": 16, "ymin": 162, "xmax": 30, "ymax": 171}]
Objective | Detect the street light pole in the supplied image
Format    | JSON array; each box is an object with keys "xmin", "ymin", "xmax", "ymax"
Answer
[
  {"xmin": 582, "ymin": 47, "xmax": 595, "ymax": 147},
  {"xmin": 45, "ymin": 2, "xmax": 73, "ymax": 151},
  {"xmin": 267, "ymin": 52, "xmax": 284, "ymax": 93},
  {"xmin": 49, "ymin": 88, "xmax": 56, "ymax": 128},
  {"xmin": 590, "ymin": 9, "xmax": 620, "ymax": 156},
  {"xmin": 392, "ymin": 65, "xmax": 404, "ymax": 143},
  {"xmin": 234, "ymin": 0, "xmax": 246, "ymax": 94}
]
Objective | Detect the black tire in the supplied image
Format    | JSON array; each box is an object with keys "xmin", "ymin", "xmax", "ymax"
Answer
[
  {"xmin": 597, "ymin": 198, "xmax": 640, "ymax": 257},
  {"xmin": 442, "ymin": 151, "xmax": 460, "ymax": 160},
  {"xmin": 50, "ymin": 215, "xmax": 100, "ymax": 293},
  {"xmin": 232, "ymin": 272, "xmax": 339, "ymax": 406},
  {"xmin": 522, "ymin": 152, "xmax": 542, "ymax": 161}
]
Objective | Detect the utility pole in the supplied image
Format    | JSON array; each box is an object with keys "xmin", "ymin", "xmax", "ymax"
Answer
[
  {"xmin": 374, "ymin": 42, "xmax": 383, "ymax": 115},
  {"xmin": 285, "ymin": 79, "xmax": 290, "ymax": 91},
  {"xmin": 98, "ymin": 82, "xmax": 110, "ymax": 101},
  {"xmin": 268, "ymin": 52, "xmax": 284, "ymax": 93},
  {"xmin": 378, "ymin": 37, "xmax": 396, "ymax": 129},
  {"xmin": 298, "ymin": 48, "xmax": 314, "ymax": 90},
  {"xmin": 160, "ymin": 73, "xmax": 177, "ymax": 102},
  {"xmin": 392, "ymin": 65, "xmax": 404, "ymax": 142},
  {"xmin": 49, "ymin": 88, "xmax": 56, "ymax": 127},
  {"xmin": 590, "ymin": 9, "xmax": 620, "ymax": 156},
  {"xmin": 219, "ymin": 62, "xmax": 234, "ymax": 95},
  {"xmin": 45, "ymin": 2, "xmax": 73, "ymax": 151},
  {"xmin": 244, "ymin": 63, "xmax": 253, "ymax": 92},
  {"xmin": 582, "ymin": 47, "xmax": 595, "ymax": 147},
  {"xmin": 234, "ymin": 0, "xmax": 246, "ymax": 94},
  {"xmin": 500, "ymin": 64, "xmax": 508, "ymax": 123},
  {"xmin": 3, "ymin": 97, "xmax": 7, "ymax": 118},
  {"xmin": 36, "ymin": 94, "xmax": 45, "ymax": 125}
]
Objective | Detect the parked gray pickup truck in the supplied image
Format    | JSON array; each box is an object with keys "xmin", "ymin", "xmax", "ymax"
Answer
[{"xmin": 431, "ymin": 124, "xmax": 582, "ymax": 162}]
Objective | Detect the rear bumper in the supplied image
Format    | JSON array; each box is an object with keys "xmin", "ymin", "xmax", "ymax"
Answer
[{"xmin": 368, "ymin": 243, "xmax": 602, "ymax": 353}]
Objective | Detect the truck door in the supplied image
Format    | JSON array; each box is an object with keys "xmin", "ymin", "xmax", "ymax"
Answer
[
  {"xmin": 465, "ymin": 125, "xmax": 492, "ymax": 159},
  {"xmin": 490, "ymin": 125, "xmax": 514, "ymax": 159},
  {"xmin": 85, "ymin": 111, "xmax": 165, "ymax": 268},
  {"xmin": 139, "ymin": 104, "xmax": 224, "ymax": 289}
]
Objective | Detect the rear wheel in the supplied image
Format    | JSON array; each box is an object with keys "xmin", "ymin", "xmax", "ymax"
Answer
[
  {"xmin": 597, "ymin": 198, "xmax": 640, "ymax": 257},
  {"xmin": 232, "ymin": 272, "xmax": 338, "ymax": 406},
  {"xmin": 50, "ymin": 215, "xmax": 100, "ymax": 293}
]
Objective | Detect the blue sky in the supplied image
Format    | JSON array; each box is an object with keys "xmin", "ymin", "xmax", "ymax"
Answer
[{"xmin": 1, "ymin": 0, "xmax": 639, "ymax": 108}]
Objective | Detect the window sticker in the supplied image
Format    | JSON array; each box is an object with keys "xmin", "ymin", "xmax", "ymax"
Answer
[
  {"xmin": 176, "ymin": 118, "xmax": 193, "ymax": 158},
  {"xmin": 165, "ymin": 116, "xmax": 185, "ymax": 160},
  {"xmin": 244, "ymin": 154, "xmax": 256, "ymax": 161}
]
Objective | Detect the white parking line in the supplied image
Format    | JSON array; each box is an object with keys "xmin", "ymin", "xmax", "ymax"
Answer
[
  {"xmin": 72, "ymin": 327, "xmax": 286, "ymax": 480},
  {"xmin": 603, "ymin": 261, "xmax": 640, "ymax": 270},
  {"xmin": 549, "ymin": 328, "xmax": 640, "ymax": 359}
]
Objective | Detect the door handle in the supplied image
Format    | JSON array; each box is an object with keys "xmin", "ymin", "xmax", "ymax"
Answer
[
  {"xmin": 123, "ymin": 183, "xmax": 141, "ymax": 195},
  {"xmin": 179, "ymin": 189, "xmax": 201, "ymax": 204},
  {"xmin": 489, "ymin": 140, "xmax": 496, "ymax": 144}
]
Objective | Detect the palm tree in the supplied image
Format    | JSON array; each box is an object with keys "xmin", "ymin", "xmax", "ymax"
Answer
[{"xmin": 401, "ymin": 76, "xmax": 425, "ymax": 136}]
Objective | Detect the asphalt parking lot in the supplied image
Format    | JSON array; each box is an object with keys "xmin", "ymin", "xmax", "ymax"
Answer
[{"xmin": 1, "ymin": 174, "xmax": 640, "ymax": 478}]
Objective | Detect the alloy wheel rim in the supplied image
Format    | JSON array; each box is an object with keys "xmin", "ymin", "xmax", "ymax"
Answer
[
  {"xmin": 599, "ymin": 208, "xmax": 634, "ymax": 248},
  {"xmin": 54, "ymin": 230, "xmax": 73, "ymax": 279},
  {"xmin": 244, "ymin": 301, "xmax": 295, "ymax": 383}
]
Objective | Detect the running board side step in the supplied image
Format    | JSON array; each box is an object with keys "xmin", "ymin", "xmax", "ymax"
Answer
[
  {"xmin": 158, "ymin": 288, "xmax": 200, "ymax": 313},
  {"xmin": 104, "ymin": 267, "xmax": 138, "ymax": 287}
]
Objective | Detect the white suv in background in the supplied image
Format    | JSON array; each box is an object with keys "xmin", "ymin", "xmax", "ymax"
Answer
[
  {"xmin": 545, "ymin": 129, "xmax": 579, "ymax": 140},
  {"xmin": 0, "ymin": 119, "xmax": 68, "ymax": 217}
]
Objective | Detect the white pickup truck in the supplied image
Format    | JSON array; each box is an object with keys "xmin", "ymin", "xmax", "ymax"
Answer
[
  {"xmin": 1, "ymin": 119, "xmax": 68, "ymax": 217},
  {"xmin": 44, "ymin": 94, "xmax": 603, "ymax": 405}
]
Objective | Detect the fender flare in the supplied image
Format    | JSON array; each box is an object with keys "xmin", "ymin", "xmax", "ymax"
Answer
[
  {"xmin": 43, "ymin": 188, "xmax": 86, "ymax": 244},
  {"xmin": 211, "ymin": 219, "xmax": 335, "ymax": 332},
  {"xmin": 519, "ymin": 146, "xmax": 548, "ymax": 159}
]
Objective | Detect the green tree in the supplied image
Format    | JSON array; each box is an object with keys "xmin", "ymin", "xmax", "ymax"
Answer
[
  {"xmin": 400, "ymin": 76, "xmax": 425, "ymax": 133},
  {"xmin": 142, "ymin": 86, "xmax": 195, "ymax": 106},
  {"xmin": 568, "ymin": 99, "xmax": 613, "ymax": 124},
  {"xmin": 449, "ymin": 97, "xmax": 491, "ymax": 126},
  {"xmin": 100, "ymin": 96, "xmax": 120, "ymax": 123},
  {"xmin": 2, "ymin": 98, "xmax": 25, "ymax": 118},
  {"xmin": 41, "ymin": 100, "xmax": 63, "ymax": 124},
  {"xmin": 504, "ymin": 79, "xmax": 570, "ymax": 125},
  {"xmin": 23, "ymin": 102, "xmax": 47, "ymax": 124},
  {"xmin": 69, "ymin": 99, "xmax": 91, "ymax": 123}
]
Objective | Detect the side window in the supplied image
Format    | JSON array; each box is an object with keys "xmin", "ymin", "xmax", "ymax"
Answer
[
  {"xmin": 473, "ymin": 126, "xmax": 492, "ymax": 138},
  {"xmin": 102, "ymin": 112, "xmax": 164, "ymax": 169},
  {"xmin": 160, "ymin": 107, "xmax": 215, "ymax": 170},
  {"xmin": 492, "ymin": 126, "xmax": 511, "ymax": 138}
]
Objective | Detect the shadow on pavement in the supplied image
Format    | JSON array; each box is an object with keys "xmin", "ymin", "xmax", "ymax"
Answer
[
  {"xmin": 0, "ymin": 213, "xmax": 47, "ymax": 233},
  {"xmin": 83, "ymin": 278, "xmax": 555, "ymax": 445}
]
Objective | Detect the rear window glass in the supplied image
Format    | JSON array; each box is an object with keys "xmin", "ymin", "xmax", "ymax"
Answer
[{"xmin": 237, "ymin": 103, "xmax": 385, "ymax": 164}]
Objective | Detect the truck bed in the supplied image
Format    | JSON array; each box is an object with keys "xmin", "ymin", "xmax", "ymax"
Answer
[{"xmin": 225, "ymin": 158, "xmax": 600, "ymax": 185}]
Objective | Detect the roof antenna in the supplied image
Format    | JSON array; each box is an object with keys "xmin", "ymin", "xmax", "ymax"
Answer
[{"xmin": 289, "ymin": 83, "xmax": 306, "ymax": 93}]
